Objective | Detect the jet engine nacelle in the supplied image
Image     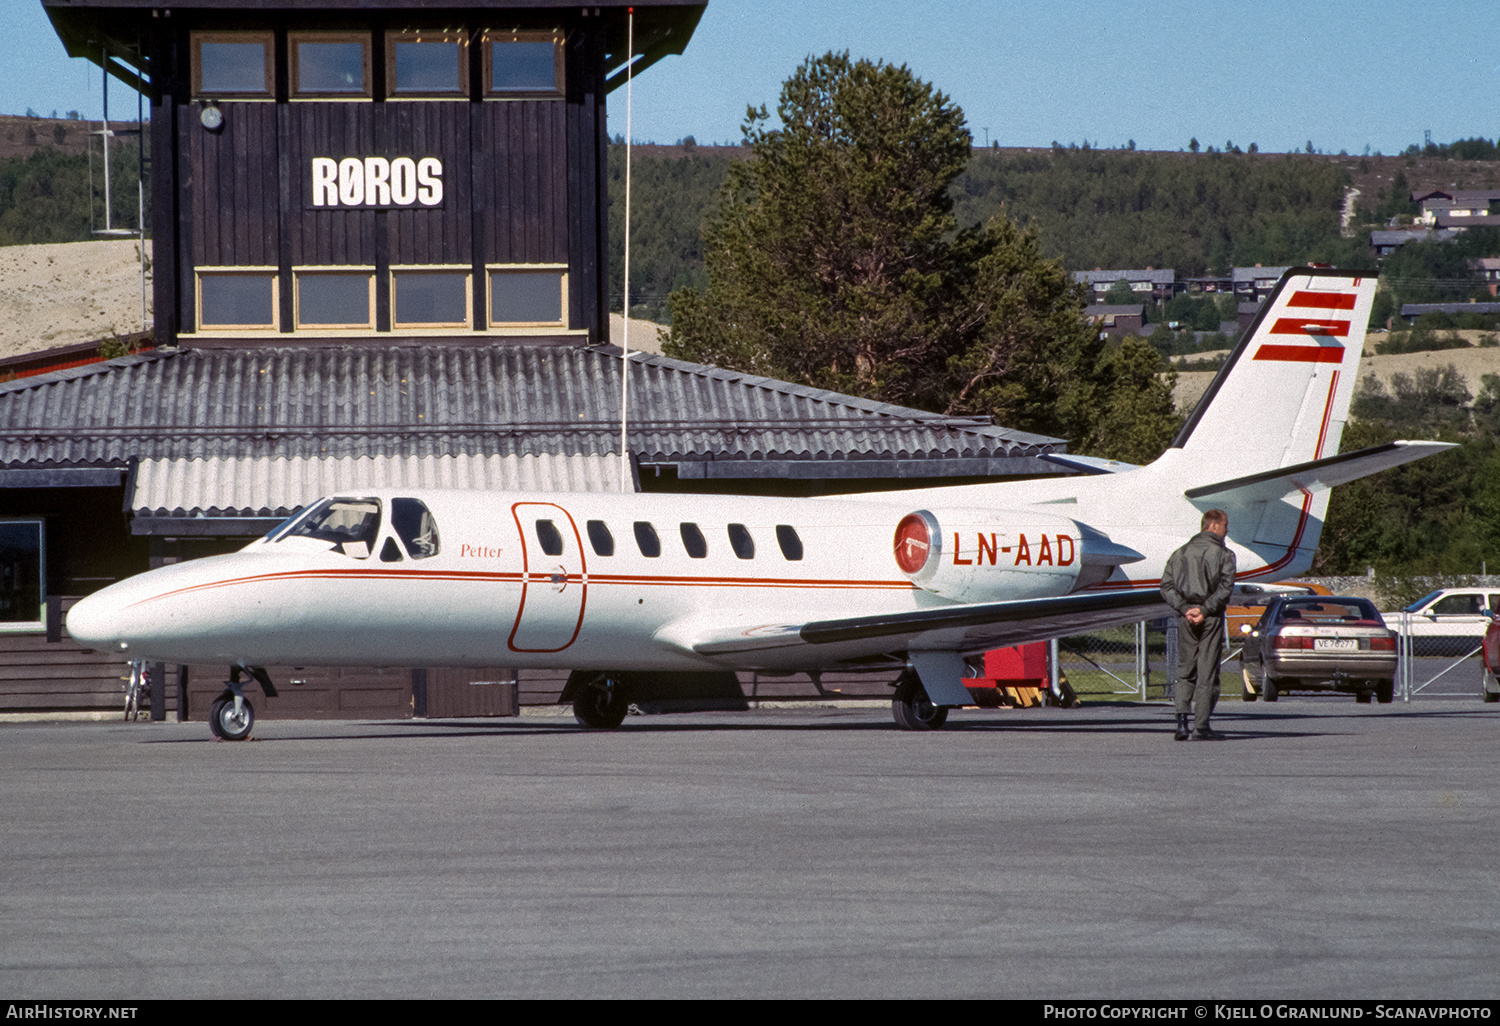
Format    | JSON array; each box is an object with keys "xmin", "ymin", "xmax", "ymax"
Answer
[{"xmin": 892, "ymin": 508, "xmax": 1143, "ymax": 603}]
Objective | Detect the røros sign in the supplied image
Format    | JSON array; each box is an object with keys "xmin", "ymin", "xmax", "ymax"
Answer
[{"xmin": 310, "ymin": 157, "xmax": 443, "ymax": 208}]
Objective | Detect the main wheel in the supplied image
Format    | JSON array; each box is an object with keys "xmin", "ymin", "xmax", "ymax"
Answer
[
  {"xmin": 209, "ymin": 695, "xmax": 255, "ymax": 741},
  {"xmin": 1355, "ymin": 689, "xmax": 1372, "ymax": 704},
  {"xmin": 892, "ymin": 676, "xmax": 948, "ymax": 731},
  {"xmin": 572, "ymin": 679, "xmax": 629, "ymax": 729},
  {"xmin": 1375, "ymin": 679, "xmax": 1394, "ymax": 704},
  {"xmin": 1262, "ymin": 677, "xmax": 1279, "ymax": 702},
  {"xmin": 1484, "ymin": 690, "xmax": 1499, "ymax": 704}
]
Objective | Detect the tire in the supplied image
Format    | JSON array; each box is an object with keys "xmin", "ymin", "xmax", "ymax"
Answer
[
  {"xmin": 572, "ymin": 679, "xmax": 628, "ymax": 729},
  {"xmin": 209, "ymin": 695, "xmax": 254, "ymax": 741},
  {"xmin": 1484, "ymin": 690, "xmax": 1499, "ymax": 704},
  {"xmin": 1262, "ymin": 677, "xmax": 1279, "ymax": 702},
  {"xmin": 1355, "ymin": 690, "xmax": 1372, "ymax": 704},
  {"xmin": 1375, "ymin": 679, "xmax": 1394, "ymax": 705},
  {"xmin": 892, "ymin": 676, "xmax": 948, "ymax": 731}
]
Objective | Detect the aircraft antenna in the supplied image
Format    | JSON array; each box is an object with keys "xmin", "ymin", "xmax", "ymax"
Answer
[{"xmin": 619, "ymin": 7, "xmax": 634, "ymax": 494}]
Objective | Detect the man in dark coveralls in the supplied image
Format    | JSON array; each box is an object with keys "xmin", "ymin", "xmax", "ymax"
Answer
[{"xmin": 1161, "ymin": 509, "xmax": 1236, "ymax": 740}]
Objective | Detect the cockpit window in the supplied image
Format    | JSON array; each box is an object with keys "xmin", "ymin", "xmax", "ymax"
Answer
[
  {"xmin": 283, "ymin": 497, "xmax": 381, "ymax": 557},
  {"xmin": 391, "ymin": 497, "xmax": 440, "ymax": 559}
]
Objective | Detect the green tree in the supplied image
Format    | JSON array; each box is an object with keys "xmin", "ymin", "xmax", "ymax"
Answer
[
  {"xmin": 667, "ymin": 52, "xmax": 971, "ymax": 402},
  {"xmin": 666, "ymin": 52, "xmax": 1178, "ymax": 458}
]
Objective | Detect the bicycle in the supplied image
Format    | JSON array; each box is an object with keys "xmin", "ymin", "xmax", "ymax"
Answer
[{"xmin": 122, "ymin": 659, "xmax": 150, "ymax": 721}]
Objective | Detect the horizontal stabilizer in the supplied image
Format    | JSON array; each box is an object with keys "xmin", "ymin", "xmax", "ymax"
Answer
[{"xmin": 1184, "ymin": 440, "xmax": 1456, "ymax": 505}]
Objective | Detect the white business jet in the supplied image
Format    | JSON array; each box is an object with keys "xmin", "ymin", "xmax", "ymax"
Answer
[{"xmin": 67, "ymin": 268, "xmax": 1452, "ymax": 738}]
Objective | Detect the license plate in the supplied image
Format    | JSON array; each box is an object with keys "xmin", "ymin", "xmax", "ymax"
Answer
[{"xmin": 1314, "ymin": 638, "xmax": 1358, "ymax": 651}]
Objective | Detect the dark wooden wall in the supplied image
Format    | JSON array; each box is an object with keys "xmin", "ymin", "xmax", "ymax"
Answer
[
  {"xmin": 477, "ymin": 101, "xmax": 568, "ymax": 265},
  {"xmin": 154, "ymin": 16, "xmax": 608, "ymax": 343}
]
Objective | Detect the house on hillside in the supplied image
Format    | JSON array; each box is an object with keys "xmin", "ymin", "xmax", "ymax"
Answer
[
  {"xmin": 1084, "ymin": 304, "xmax": 1144, "ymax": 337},
  {"xmin": 1232, "ymin": 266, "xmax": 1289, "ymax": 303},
  {"xmin": 1397, "ymin": 301, "xmax": 1500, "ymax": 324},
  {"xmin": 1370, "ymin": 228, "xmax": 1457, "ymax": 257},
  {"xmin": 1469, "ymin": 257, "xmax": 1500, "ymax": 296},
  {"xmin": 1071, "ymin": 268, "xmax": 1176, "ymax": 302},
  {"xmin": 1412, "ymin": 189, "xmax": 1500, "ymax": 225}
]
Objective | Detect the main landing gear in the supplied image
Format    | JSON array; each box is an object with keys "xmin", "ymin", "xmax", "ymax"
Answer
[
  {"xmin": 891, "ymin": 670, "xmax": 948, "ymax": 731},
  {"xmin": 564, "ymin": 671, "xmax": 631, "ymax": 729},
  {"xmin": 208, "ymin": 666, "xmax": 278, "ymax": 741}
]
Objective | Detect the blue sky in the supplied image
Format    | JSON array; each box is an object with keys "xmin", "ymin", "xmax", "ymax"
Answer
[{"xmin": 5, "ymin": 0, "xmax": 1496, "ymax": 155}]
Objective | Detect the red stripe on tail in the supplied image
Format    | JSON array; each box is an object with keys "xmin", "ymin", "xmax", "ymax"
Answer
[
  {"xmin": 1287, "ymin": 291, "xmax": 1357, "ymax": 310},
  {"xmin": 1269, "ymin": 317, "xmax": 1350, "ymax": 337},
  {"xmin": 1252, "ymin": 344, "xmax": 1346, "ymax": 363}
]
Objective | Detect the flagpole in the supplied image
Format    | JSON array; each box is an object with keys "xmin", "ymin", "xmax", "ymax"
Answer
[{"xmin": 619, "ymin": 7, "xmax": 634, "ymax": 494}]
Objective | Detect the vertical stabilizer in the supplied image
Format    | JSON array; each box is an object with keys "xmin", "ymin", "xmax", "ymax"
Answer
[{"xmin": 1173, "ymin": 268, "xmax": 1376, "ymax": 473}]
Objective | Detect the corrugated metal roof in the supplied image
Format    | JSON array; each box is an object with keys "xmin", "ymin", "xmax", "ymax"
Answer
[
  {"xmin": 0, "ymin": 343, "xmax": 1058, "ymax": 467},
  {"xmin": 133, "ymin": 453, "xmax": 627, "ymax": 517},
  {"xmin": 1072, "ymin": 269, "xmax": 1176, "ymax": 286}
]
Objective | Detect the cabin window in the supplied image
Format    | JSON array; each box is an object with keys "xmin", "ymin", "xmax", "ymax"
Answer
[
  {"xmin": 197, "ymin": 271, "xmax": 278, "ymax": 330},
  {"xmin": 535, "ymin": 519, "xmax": 564, "ymax": 556},
  {"xmin": 292, "ymin": 34, "xmax": 371, "ymax": 97},
  {"xmin": 392, "ymin": 270, "xmax": 470, "ymax": 328},
  {"xmin": 193, "ymin": 34, "xmax": 273, "ymax": 97},
  {"xmin": 586, "ymin": 520, "xmax": 614, "ymax": 556},
  {"xmin": 295, "ymin": 270, "xmax": 376, "ymax": 329},
  {"xmin": 485, "ymin": 32, "xmax": 563, "ymax": 97},
  {"xmin": 285, "ymin": 498, "xmax": 381, "ymax": 558},
  {"xmin": 633, "ymin": 522, "xmax": 661, "ymax": 558},
  {"xmin": 391, "ymin": 498, "xmax": 440, "ymax": 559},
  {"xmin": 727, "ymin": 524, "xmax": 755, "ymax": 560},
  {"xmin": 680, "ymin": 523, "xmax": 707, "ymax": 559},
  {"xmin": 489, "ymin": 268, "xmax": 566, "ymax": 327},
  {"xmin": 0, "ymin": 520, "xmax": 44, "ymax": 631},
  {"xmin": 388, "ymin": 33, "xmax": 467, "ymax": 96},
  {"xmin": 775, "ymin": 525, "xmax": 804, "ymax": 561}
]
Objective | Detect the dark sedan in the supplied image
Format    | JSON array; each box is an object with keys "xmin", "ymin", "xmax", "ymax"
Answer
[{"xmin": 1240, "ymin": 595, "xmax": 1398, "ymax": 703}]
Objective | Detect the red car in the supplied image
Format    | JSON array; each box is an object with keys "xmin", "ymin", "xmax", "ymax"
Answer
[{"xmin": 1482, "ymin": 613, "xmax": 1500, "ymax": 703}]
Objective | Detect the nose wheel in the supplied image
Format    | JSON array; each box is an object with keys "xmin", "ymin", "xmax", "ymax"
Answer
[
  {"xmin": 209, "ymin": 692, "xmax": 255, "ymax": 740},
  {"xmin": 207, "ymin": 666, "xmax": 276, "ymax": 741}
]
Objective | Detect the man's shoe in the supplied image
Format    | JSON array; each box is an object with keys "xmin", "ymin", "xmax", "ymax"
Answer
[
  {"xmin": 1192, "ymin": 726, "xmax": 1226, "ymax": 741},
  {"xmin": 1174, "ymin": 714, "xmax": 1190, "ymax": 741}
]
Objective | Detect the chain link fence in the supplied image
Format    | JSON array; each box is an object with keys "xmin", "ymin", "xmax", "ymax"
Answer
[
  {"xmin": 1053, "ymin": 613, "xmax": 1491, "ymax": 702},
  {"xmin": 1384, "ymin": 611, "xmax": 1487, "ymax": 699}
]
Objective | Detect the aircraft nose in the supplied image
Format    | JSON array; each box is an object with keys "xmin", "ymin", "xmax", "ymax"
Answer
[{"xmin": 65, "ymin": 588, "xmax": 134, "ymax": 652}]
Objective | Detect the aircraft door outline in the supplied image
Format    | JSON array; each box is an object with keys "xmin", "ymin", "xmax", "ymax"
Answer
[{"xmin": 508, "ymin": 502, "xmax": 588, "ymax": 653}]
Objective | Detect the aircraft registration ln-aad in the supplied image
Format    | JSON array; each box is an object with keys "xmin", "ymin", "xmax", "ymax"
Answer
[{"xmin": 66, "ymin": 268, "xmax": 1453, "ymax": 738}]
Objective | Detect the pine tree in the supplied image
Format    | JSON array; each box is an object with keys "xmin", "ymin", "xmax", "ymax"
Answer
[{"xmin": 665, "ymin": 52, "xmax": 1178, "ymax": 457}]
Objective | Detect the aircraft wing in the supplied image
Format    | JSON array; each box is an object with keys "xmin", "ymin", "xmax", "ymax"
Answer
[
  {"xmin": 1184, "ymin": 440, "xmax": 1456, "ymax": 505},
  {"xmin": 672, "ymin": 588, "xmax": 1170, "ymax": 659}
]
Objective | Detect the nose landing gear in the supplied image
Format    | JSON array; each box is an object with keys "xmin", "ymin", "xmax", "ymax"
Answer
[{"xmin": 208, "ymin": 666, "xmax": 278, "ymax": 741}]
